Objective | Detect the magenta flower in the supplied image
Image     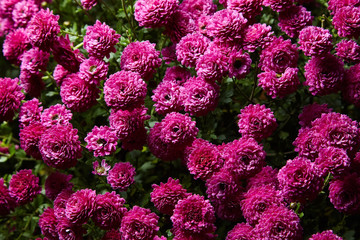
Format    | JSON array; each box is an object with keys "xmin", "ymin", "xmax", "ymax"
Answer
[
  {"xmin": 83, "ymin": 20, "xmax": 120, "ymax": 59},
  {"xmin": 298, "ymin": 26, "xmax": 333, "ymax": 57},
  {"xmin": 180, "ymin": 0, "xmax": 217, "ymax": 20},
  {"xmin": 39, "ymin": 207, "xmax": 58, "ymax": 239},
  {"xmin": 263, "ymin": 0, "xmax": 294, "ymax": 12},
  {"xmin": 336, "ymin": 39, "xmax": 360, "ymax": 63},
  {"xmin": 332, "ymin": 6, "xmax": 360, "ymax": 39},
  {"xmin": 26, "ymin": 8, "xmax": 60, "ymax": 50},
  {"xmin": 81, "ymin": 0, "xmax": 97, "ymax": 10},
  {"xmin": 54, "ymin": 189, "xmax": 74, "ymax": 219},
  {"xmin": 237, "ymin": 104, "xmax": 278, "ymax": 141},
  {"xmin": 120, "ymin": 206, "xmax": 159, "ymax": 240},
  {"xmin": 244, "ymin": 23, "xmax": 274, "ymax": 52},
  {"xmin": 176, "ymin": 32, "xmax": 210, "ymax": 68},
  {"xmin": 79, "ymin": 57, "xmax": 109, "ymax": 85},
  {"xmin": 227, "ymin": 0, "xmax": 262, "ymax": 21},
  {"xmin": 134, "ymin": 0, "xmax": 179, "ymax": 28},
  {"xmin": 104, "ymin": 70, "xmax": 147, "ymax": 110},
  {"xmin": 39, "ymin": 124, "xmax": 82, "ymax": 169},
  {"xmin": 343, "ymin": 63, "xmax": 360, "ymax": 107},
  {"xmin": 164, "ymin": 10, "xmax": 196, "ymax": 44},
  {"xmin": 19, "ymin": 122, "xmax": 46, "ymax": 160},
  {"xmin": 309, "ymin": 230, "xmax": 343, "ymax": 240},
  {"xmin": 150, "ymin": 177, "xmax": 191, "ymax": 215},
  {"xmin": 247, "ymin": 166, "xmax": 279, "ymax": 190},
  {"xmin": 41, "ymin": 104, "xmax": 72, "ymax": 128},
  {"xmin": 278, "ymin": 157, "xmax": 323, "ymax": 204},
  {"xmin": 226, "ymin": 223, "xmax": 254, "ymax": 240},
  {"xmin": 0, "ymin": 77, "xmax": 24, "ymax": 122},
  {"xmin": 253, "ymin": 205, "xmax": 302, "ymax": 240},
  {"xmin": 107, "ymin": 162, "xmax": 136, "ymax": 191},
  {"xmin": 298, "ymin": 103, "xmax": 332, "ymax": 128},
  {"xmin": 19, "ymin": 98, "xmax": 43, "ymax": 129},
  {"xmin": 9, "ymin": 169, "xmax": 41, "ymax": 205},
  {"xmin": 92, "ymin": 192, "xmax": 127, "ymax": 230},
  {"xmin": 171, "ymin": 194, "xmax": 216, "ymax": 237},
  {"xmin": 92, "ymin": 159, "xmax": 111, "ymax": 176},
  {"xmin": 181, "ymin": 77, "xmax": 220, "ymax": 117},
  {"xmin": 0, "ymin": 178, "xmax": 16, "ymax": 215},
  {"xmin": 2, "ymin": 28, "xmax": 30, "ymax": 65},
  {"xmin": 85, "ymin": 126, "xmax": 118, "ymax": 157},
  {"xmin": 65, "ymin": 188, "xmax": 97, "ymax": 224},
  {"xmin": 61, "ymin": 73, "xmax": 100, "ymax": 112},
  {"xmin": 278, "ymin": 5, "xmax": 313, "ymax": 38},
  {"xmin": 120, "ymin": 40, "xmax": 162, "ymax": 81},
  {"xmin": 152, "ymin": 80, "xmax": 183, "ymax": 115}
]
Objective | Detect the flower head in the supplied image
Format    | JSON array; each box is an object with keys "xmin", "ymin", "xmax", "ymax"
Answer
[
  {"xmin": 85, "ymin": 126, "xmax": 118, "ymax": 157},
  {"xmin": 45, "ymin": 172, "xmax": 73, "ymax": 200},
  {"xmin": 9, "ymin": 169, "xmax": 41, "ymax": 205},
  {"xmin": 92, "ymin": 159, "xmax": 111, "ymax": 176},
  {"xmin": 107, "ymin": 162, "xmax": 136, "ymax": 191},
  {"xmin": 65, "ymin": 189, "xmax": 97, "ymax": 224},
  {"xmin": 0, "ymin": 77, "xmax": 24, "ymax": 122}
]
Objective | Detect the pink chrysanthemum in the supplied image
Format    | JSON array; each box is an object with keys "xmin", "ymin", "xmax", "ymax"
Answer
[
  {"xmin": 176, "ymin": 33, "xmax": 210, "ymax": 68},
  {"xmin": 222, "ymin": 138, "xmax": 266, "ymax": 179},
  {"xmin": 92, "ymin": 159, "xmax": 111, "ymax": 176},
  {"xmin": 162, "ymin": 66, "xmax": 191, "ymax": 85},
  {"xmin": 150, "ymin": 177, "xmax": 191, "ymax": 215},
  {"xmin": 54, "ymin": 189, "xmax": 74, "ymax": 219},
  {"xmin": 180, "ymin": 0, "xmax": 216, "ymax": 21},
  {"xmin": 226, "ymin": 223, "xmax": 254, "ymax": 240},
  {"xmin": 171, "ymin": 194, "xmax": 216, "ymax": 237},
  {"xmin": 61, "ymin": 73, "xmax": 100, "ymax": 112},
  {"xmin": 120, "ymin": 41, "xmax": 162, "ymax": 81},
  {"xmin": 92, "ymin": 192, "xmax": 127, "ymax": 230},
  {"xmin": 205, "ymin": 169, "xmax": 243, "ymax": 203},
  {"xmin": 41, "ymin": 104, "xmax": 72, "ymax": 128},
  {"xmin": 2, "ymin": 28, "xmax": 30, "ymax": 65},
  {"xmin": 81, "ymin": 0, "xmax": 97, "ymax": 10},
  {"xmin": 187, "ymin": 140, "xmax": 223, "ymax": 180},
  {"xmin": 26, "ymin": 8, "xmax": 60, "ymax": 50},
  {"xmin": 39, "ymin": 207, "xmax": 58, "ymax": 239},
  {"xmin": 243, "ymin": 23, "xmax": 275, "ymax": 52},
  {"xmin": 336, "ymin": 39, "xmax": 360, "ymax": 63},
  {"xmin": 79, "ymin": 57, "xmax": 109, "ymax": 85},
  {"xmin": 85, "ymin": 126, "xmax": 118, "ymax": 157},
  {"xmin": 134, "ymin": 0, "xmax": 179, "ymax": 28},
  {"xmin": 9, "ymin": 169, "xmax": 41, "ymax": 205},
  {"xmin": 228, "ymin": 50, "xmax": 252, "ymax": 79},
  {"xmin": 298, "ymin": 26, "xmax": 333, "ymax": 57},
  {"xmin": 147, "ymin": 122, "xmax": 183, "ymax": 161},
  {"xmin": 332, "ymin": 6, "xmax": 360, "ymax": 39},
  {"xmin": 51, "ymin": 35, "xmax": 83, "ymax": 73},
  {"xmin": 259, "ymin": 37, "xmax": 298, "ymax": 73},
  {"xmin": 53, "ymin": 64, "xmax": 70, "ymax": 86},
  {"xmin": 12, "ymin": 0, "xmax": 38, "ymax": 28},
  {"xmin": 20, "ymin": 48, "xmax": 49, "ymax": 74},
  {"xmin": 181, "ymin": 77, "xmax": 219, "ymax": 117},
  {"xmin": 253, "ymin": 205, "xmax": 302, "ymax": 240},
  {"xmin": 241, "ymin": 185, "xmax": 284, "ymax": 225},
  {"xmin": 65, "ymin": 189, "xmax": 96, "ymax": 225},
  {"xmin": 19, "ymin": 122, "xmax": 46, "ymax": 159},
  {"xmin": 227, "ymin": 0, "xmax": 262, "ymax": 22},
  {"xmin": 0, "ymin": 178, "xmax": 16, "ymax": 215},
  {"xmin": 39, "ymin": 124, "xmax": 82, "ymax": 169},
  {"xmin": 237, "ymin": 104, "xmax": 278, "ymax": 141},
  {"xmin": 308, "ymin": 112, "xmax": 359, "ymax": 154},
  {"xmin": 278, "ymin": 5, "xmax": 313, "ymax": 38},
  {"xmin": 207, "ymin": 9, "xmax": 248, "ymax": 43},
  {"xmin": 45, "ymin": 172, "xmax": 73, "ymax": 200},
  {"xmin": 109, "ymin": 107, "xmax": 149, "ymax": 140},
  {"xmin": 304, "ymin": 54, "xmax": 344, "ymax": 96},
  {"xmin": 247, "ymin": 166, "xmax": 279, "ymax": 190},
  {"xmin": 197, "ymin": 14, "xmax": 211, "ymax": 37},
  {"xmin": 160, "ymin": 112, "xmax": 198, "ymax": 149},
  {"xmin": 315, "ymin": 146, "xmax": 350, "ymax": 177},
  {"xmin": 152, "ymin": 80, "xmax": 183, "ymax": 115},
  {"xmin": 0, "ymin": 77, "xmax": 24, "ymax": 122},
  {"xmin": 263, "ymin": 0, "xmax": 294, "ymax": 12},
  {"xmin": 196, "ymin": 48, "xmax": 228, "ymax": 82},
  {"xmin": 0, "ymin": 0, "xmax": 21, "ymax": 18},
  {"xmin": 56, "ymin": 216, "xmax": 87, "ymax": 240},
  {"xmin": 328, "ymin": 172, "xmax": 360, "ymax": 214},
  {"xmin": 19, "ymin": 98, "xmax": 43, "ymax": 129},
  {"xmin": 102, "ymin": 230, "xmax": 122, "ymax": 240},
  {"xmin": 104, "ymin": 70, "xmax": 147, "ymax": 110},
  {"xmin": 120, "ymin": 206, "xmax": 159, "ymax": 240},
  {"xmin": 343, "ymin": 63, "xmax": 360, "ymax": 107},
  {"xmin": 83, "ymin": 20, "xmax": 120, "ymax": 59},
  {"xmin": 309, "ymin": 230, "xmax": 343, "ymax": 240},
  {"xmin": 278, "ymin": 157, "xmax": 323, "ymax": 204},
  {"xmin": 258, "ymin": 68, "xmax": 299, "ymax": 99},
  {"xmin": 298, "ymin": 103, "xmax": 332, "ymax": 128},
  {"xmin": 107, "ymin": 162, "xmax": 136, "ymax": 191},
  {"xmin": 164, "ymin": 10, "xmax": 196, "ymax": 44},
  {"xmin": 328, "ymin": 0, "xmax": 360, "ymax": 15}
]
